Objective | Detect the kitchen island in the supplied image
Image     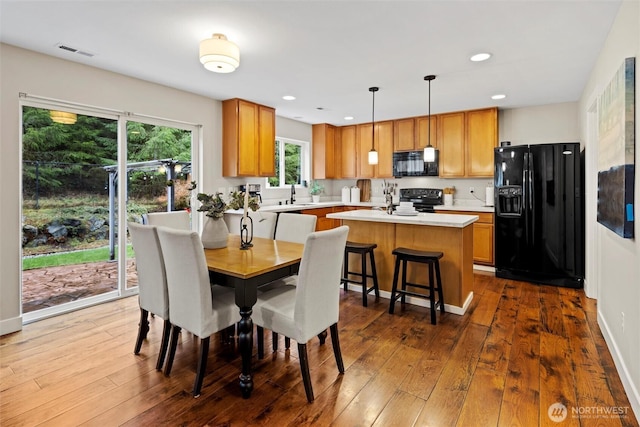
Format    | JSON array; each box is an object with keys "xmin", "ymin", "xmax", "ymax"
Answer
[{"xmin": 327, "ymin": 209, "xmax": 478, "ymax": 314}]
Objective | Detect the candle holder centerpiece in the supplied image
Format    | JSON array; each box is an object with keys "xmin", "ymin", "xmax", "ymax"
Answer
[{"xmin": 228, "ymin": 185, "xmax": 260, "ymax": 250}]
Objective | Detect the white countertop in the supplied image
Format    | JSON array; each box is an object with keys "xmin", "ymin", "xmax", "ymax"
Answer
[
  {"xmin": 327, "ymin": 209, "xmax": 478, "ymax": 228},
  {"xmin": 226, "ymin": 201, "xmax": 385, "ymax": 214},
  {"xmin": 226, "ymin": 200, "xmax": 493, "ymax": 215}
]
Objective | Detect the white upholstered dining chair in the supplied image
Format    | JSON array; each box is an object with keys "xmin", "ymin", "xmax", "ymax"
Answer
[
  {"xmin": 145, "ymin": 210, "xmax": 191, "ymax": 230},
  {"xmin": 274, "ymin": 212, "xmax": 317, "ymax": 243},
  {"xmin": 156, "ymin": 226, "xmax": 241, "ymax": 398},
  {"xmin": 253, "ymin": 225, "xmax": 349, "ymax": 402},
  {"xmin": 261, "ymin": 212, "xmax": 318, "ymax": 351},
  {"xmin": 128, "ymin": 222, "xmax": 171, "ymax": 371}
]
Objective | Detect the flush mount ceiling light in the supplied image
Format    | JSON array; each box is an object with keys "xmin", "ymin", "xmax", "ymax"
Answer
[
  {"xmin": 470, "ymin": 52, "xmax": 492, "ymax": 62},
  {"xmin": 50, "ymin": 110, "xmax": 77, "ymax": 124},
  {"xmin": 492, "ymin": 94, "xmax": 507, "ymax": 100},
  {"xmin": 368, "ymin": 87, "xmax": 379, "ymax": 165},
  {"xmin": 423, "ymin": 75, "xmax": 436, "ymax": 163},
  {"xmin": 282, "ymin": 95, "xmax": 296, "ymax": 101},
  {"xmin": 199, "ymin": 33, "xmax": 240, "ymax": 73}
]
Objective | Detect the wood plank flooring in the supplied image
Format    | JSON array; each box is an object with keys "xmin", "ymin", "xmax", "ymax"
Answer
[{"xmin": 1, "ymin": 273, "xmax": 637, "ymax": 426}]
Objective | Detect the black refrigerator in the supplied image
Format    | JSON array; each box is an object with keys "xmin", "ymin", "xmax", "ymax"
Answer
[{"xmin": 494, "ymin": 143, "xmax": 584, "ymax": 288}]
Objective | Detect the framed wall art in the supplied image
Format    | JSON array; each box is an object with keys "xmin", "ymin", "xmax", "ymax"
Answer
[{"xmin": 597, "ymin": 57, "xmax": 635, "ymax": 238}]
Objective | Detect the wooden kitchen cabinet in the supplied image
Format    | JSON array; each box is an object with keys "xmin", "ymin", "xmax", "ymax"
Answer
[
  {"xmin": 312, "ymin": 123, "xmax": 339, "ymax": 179},
  {"xmin": 340, "ymin": 125, "xmax": 357, "ymax": 178},
  {"xmin": 437, "ymin": 210, "xmax": 494, "ymax": 266},
  {"xmin": 394, "ymin": 115, "xmax": 437, "ymax": 151},
  {"xmin": 222, "ymin": 98, "xmax": 275, "ymax": 177},
  {"xmin": 357, "ymin": 121, "xmax": 394, "ymax": 178},
  {"xmin": 438, "ymin": 107, "xmax": 497, "ymax": 178},
  {"xmin": 466, "ymin": 108, "xmax": 498, "ymax": 177},
  {"xmin": 415, "ymin": 115, "xmax": 438, "ymax": 150},
  {"xmin": 394, "ymin": 118, "xmax": 415, "ymax": 151}
]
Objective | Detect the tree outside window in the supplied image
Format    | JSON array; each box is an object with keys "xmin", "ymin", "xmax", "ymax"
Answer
[{"xmin": 268, "ymin": 138, "xmax": 308, "ymax": 188}]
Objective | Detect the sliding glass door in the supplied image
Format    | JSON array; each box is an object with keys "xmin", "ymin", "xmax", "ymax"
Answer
[{"xmin": 21, "ymin": 100, "xmax": 197, "ymax": 321}]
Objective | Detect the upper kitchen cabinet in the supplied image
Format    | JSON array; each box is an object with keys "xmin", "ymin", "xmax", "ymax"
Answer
[
  {"xmin": 415, "ymin": 115, "xmax": 438, "ymax": 150},
  {"xmin": 222, "ymin": 98, "xmax": 276, "ymax": 177},
  {"xmin": 312, "ymin": 123, "xmax": 339, "ymax": 179},
  {"xmin": 357, "ymin": 121, "xmax": 394, "ymax": 178},
  {"xmin": 438, "ymin": 107, "xmax": 497, "ymax": 178},
  {"xmin": 394, "ymin": 116, "xmax": 437, "ymax": 151},
  {"xmin": 340, "ymin": 125, "xmax": 357, "ymax": 178}
]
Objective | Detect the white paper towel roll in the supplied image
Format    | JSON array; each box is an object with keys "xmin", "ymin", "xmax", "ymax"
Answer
[
  {"xmin": 485, "ymin": 186, "xmax": 494, "ymax": 206},
  {"xmin": 350, "ymin": 186, "xmax": 360, "ymax": 203},
  {"xmin": 341, "ymin": 186, "xmax": 351, "ymax": 203}
]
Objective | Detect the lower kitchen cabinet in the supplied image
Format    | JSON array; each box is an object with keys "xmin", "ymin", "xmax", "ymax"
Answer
[
  {"xmin": 437, "ymin": 210, "xmax": 494, "ymax": 266},
  {"xmin": 301, "ymin": 206, "xmax": 361, "ymax": 231}
]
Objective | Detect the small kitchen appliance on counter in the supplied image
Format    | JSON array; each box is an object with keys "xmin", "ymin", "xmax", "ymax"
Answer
[{"xmin": 398, "ymin": 188, "xmax": 443, "ymax": 212}]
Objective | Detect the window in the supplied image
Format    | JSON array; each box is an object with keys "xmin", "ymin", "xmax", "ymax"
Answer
[{"xmin": 267, "ymin": 137, "xmax": 310, "ymax": 188}]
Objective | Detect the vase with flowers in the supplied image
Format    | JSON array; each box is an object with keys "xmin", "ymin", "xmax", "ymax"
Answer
[{"xmin": 197, "ymin": 192, "xmax": 230, "ymax": 248}]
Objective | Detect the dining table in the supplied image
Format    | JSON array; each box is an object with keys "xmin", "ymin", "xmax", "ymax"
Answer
[{"xmin": 204, "ymin": 234, "xmax": 304, "ymax": 398}]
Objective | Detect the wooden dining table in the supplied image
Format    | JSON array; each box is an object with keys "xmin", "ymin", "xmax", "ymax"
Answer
[{"xmin": 204, "ymin": 234, "xmax": 304, "ymax": 398}]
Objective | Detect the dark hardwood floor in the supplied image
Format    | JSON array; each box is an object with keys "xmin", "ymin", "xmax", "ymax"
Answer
[{"xmin": 1, "ymin": 273, "xmax": 637, "ymax": 426}]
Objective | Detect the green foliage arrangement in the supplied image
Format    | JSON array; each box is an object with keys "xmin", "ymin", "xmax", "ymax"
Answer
[
  {"xmin": 196, "ymin": 192, "xmax": 228, "ymax": 219},
  {"xmin": 228, "ymin": 191, "xmax": 260, "ymax": 212},
  {"xmin": 309, "ymin": 181, "xmax": 324, "ymax": 195}
]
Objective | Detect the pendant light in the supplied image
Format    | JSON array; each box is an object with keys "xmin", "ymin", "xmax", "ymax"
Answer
[
  {"xmin": 424, "ymin": 75, "xmax": 436, "ymax": 162},
  {"xmin": 368, "ymin": 86, "xmax": 379, "ymax": 165}
]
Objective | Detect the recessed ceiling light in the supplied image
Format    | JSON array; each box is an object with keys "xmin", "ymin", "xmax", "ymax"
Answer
[
  {"xmin": 282, "ymin": 95, "xmax": 296, "ymax": 101},
  {"xmin": 492, "ymin": 94, "xmax": 506, "ymax": 100},
  {"xmin": 470, "ymin": 52, "xmax": 492, "ymax": 62},
  {"xmin": 344, "ymin": 116, "xmax": 354, "ymax": 121}
]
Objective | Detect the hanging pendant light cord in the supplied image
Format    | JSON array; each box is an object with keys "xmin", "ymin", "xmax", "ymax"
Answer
[{"xmin": 369, "ymin": 87, "xmax": 378, "ymax": 150}]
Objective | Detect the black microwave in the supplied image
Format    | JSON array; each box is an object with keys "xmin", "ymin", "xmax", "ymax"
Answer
[{"xmin": 393, "ymin": 150, "xmax": 439, "ymax": 177}]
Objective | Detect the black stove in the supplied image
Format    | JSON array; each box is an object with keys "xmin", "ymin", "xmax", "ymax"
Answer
[{"xmin": 398, "ymin": 188, "xmax": 443, "ymax": 212}]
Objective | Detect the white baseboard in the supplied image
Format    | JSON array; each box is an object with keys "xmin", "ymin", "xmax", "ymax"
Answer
[
  {"xmin": 597, "ymin": 309, "xmax": 640, "ymax": 421},
  {"xmin": 0, "ymin": 315, "xmax": 23, "ymax": 336},
  {"xmin": 473, "ymin": 264, "xmax": 495, "ymax": 273},
  {"xmin": 343, "ymin": 284, "xmax": 473, "ymax": 315}
]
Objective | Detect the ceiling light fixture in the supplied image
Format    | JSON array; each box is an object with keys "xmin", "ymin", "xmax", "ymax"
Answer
[
  {"xmin": 199, "ymin": 33, "xmax": 240, "ymax": 73},
  {"xmin": 344, "ymin": 116, "xmax": 354, "ymax": 121},
  {"xmin": 423, "ymin": 75, "xmax": 436, "ymax": 163},
  {"xmin": 470, "ymin": 52, "xmax": 491, "ymax": 62},
  {"xmin": 492, "ymin": 94, "xmax": 506, "ymax": 100},
  {"xmin": 282, "ymin": 95, "xmax": 296, "ymax": 100},
  {"xmin": 50, "ymin": 110, "xmax": 77, "ymax": 124},
  {"xmin": 368, "ymin": 86, "xmax": 379, "ymax": 165}
]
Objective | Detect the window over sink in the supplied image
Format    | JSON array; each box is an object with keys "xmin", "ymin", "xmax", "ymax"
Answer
[{"xmin": 266, "ymin": 137, "xmax": 310, "ymax": 188}]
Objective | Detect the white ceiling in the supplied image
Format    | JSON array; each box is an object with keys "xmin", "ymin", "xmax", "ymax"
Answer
[{"xmin": 0, "ymin": 0, "xmax": 622, "ymax": 126}]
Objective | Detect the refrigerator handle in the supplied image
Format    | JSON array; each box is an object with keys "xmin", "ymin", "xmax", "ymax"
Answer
[
  {"xmin": 523, "ymin": 152, "xmax": 528, "ymax": 204},
  {"xmin": 528, "ymin": 152, "xmax": 534, "ymax": 210}
]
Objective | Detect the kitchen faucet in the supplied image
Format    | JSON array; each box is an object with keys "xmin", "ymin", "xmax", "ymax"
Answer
[{"xmin": 290, "ymin": 184, "xmax": 296, "ymax": 204}]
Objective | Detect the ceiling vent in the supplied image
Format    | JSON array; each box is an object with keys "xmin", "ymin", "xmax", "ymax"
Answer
[{"xmin": 56, "ymin": 43, "xmax": 95, "ymax": 58}]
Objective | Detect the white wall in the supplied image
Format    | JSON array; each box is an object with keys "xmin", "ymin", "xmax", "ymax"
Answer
[
  {"xmin": 0, "ymin": 44, "xmax": 223, "ymax": 333},
  {"xmin": 578, "ymin": 0, "xmax": 640, "ymax": 417}
]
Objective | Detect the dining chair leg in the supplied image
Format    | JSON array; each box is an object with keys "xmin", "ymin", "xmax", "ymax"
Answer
[
  {"xmin": 193, "ymin": 337, "xmax": 210, "ymax": 398},
  {"xmin": 317, "ymin": 330, "xmax": 327, "ymax": 345},
  {"xmin": 156, "ymin": 319, "xmax": 171, "ymax": 371},
  {"xmin": 134, "ymin": 308, "xmax": 149, "ymax": 354},
  {"xmin": 285, "ymin": 337, "xmax": 291, "ymax": 349},
  {"xmin": 272, "ymin": 331, "xmax": 279, "ymax": 352},
  {"xmin": 257, "ymin": 326, "xmax": 265, "ymax": 359},
  {"xmin": 297, "ymin": 343, "xmax": 314, "ymax": 402},
  {"xmin": 330, "ymin": 323, "xmax": 345, "ymax": 373},
  {"xmin": 164, "ymin": 325, "xmax": 181, "ymax": 376}
]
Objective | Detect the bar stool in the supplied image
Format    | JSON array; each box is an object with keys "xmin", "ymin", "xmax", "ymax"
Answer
[
  {"xmin": 341, "ymin": 241, "xmax": 380, "ymax": 307},
  {"xmin": 388, "ymin": 247, "xmax": 445, "ymax": 325}
]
